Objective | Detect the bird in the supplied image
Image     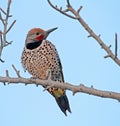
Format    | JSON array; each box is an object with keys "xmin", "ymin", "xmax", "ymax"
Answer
[{"xmin": 21, "ymin": 27, "xmax": 71, "ymax": 116}]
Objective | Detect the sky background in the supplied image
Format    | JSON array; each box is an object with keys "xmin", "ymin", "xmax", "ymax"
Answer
[{"xmin": 0, "ymin": 0, "xmax": 120, "ymax": 126}]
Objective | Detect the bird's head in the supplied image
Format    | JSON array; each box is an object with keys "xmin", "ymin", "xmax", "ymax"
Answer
[{"xmin": 25, "ymin": 27, "xmax": 58, "ymax": 49}]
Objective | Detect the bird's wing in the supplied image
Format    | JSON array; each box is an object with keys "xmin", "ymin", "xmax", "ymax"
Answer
[{"xmin": 45, "ymin": 40, "xmax": 64, "ymax": 83}]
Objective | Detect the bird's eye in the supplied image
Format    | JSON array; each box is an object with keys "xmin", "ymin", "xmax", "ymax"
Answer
[{"xmin": 36, "ymin": 32, "xmax": 40, "ymax": 35}]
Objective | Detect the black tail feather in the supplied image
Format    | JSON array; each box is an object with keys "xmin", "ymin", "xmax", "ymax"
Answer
[{"xmin": 55, "ymin": 95, "xmax": 71, "ymax": 116}]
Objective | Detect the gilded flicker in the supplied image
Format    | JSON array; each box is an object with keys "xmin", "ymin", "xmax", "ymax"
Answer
[{"xmin": 21, "ymin": 27, "xmax": 71, "ymax": 116}]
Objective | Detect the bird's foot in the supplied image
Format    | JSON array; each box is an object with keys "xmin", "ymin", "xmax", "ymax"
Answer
[{"xmin": 30, "ymin": 76, "xmax": 39, "ymax": 87}]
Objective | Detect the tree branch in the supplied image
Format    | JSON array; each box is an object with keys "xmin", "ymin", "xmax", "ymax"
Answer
[
  {"xmin": 47, "ymin": 0, "xmax": 120, "ymax": 66},
  {"xmin": 0, "ymin": 72, "xmax": 120, "ymax": 101},
  {"xmin": 0, "ymin": 0, "xmax": 16, "ymax": 62},
  {"xmin": 47, "ymin": 0, "xmax": 77, "ymax": 19},
  {"xmin": 0, "ymin": 65, "xmax": 120, "ymax": 101}
]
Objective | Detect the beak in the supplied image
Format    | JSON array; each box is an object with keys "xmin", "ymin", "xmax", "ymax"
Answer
[
  {"xmin": 46, "ymin": 27, "xmax": 58, "ymax": 34},
  {"xmin": 45, "ymin": 27, "xmax": 58, "ymax": 38}
]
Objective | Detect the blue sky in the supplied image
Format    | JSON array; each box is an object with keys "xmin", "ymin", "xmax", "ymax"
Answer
[{"xmin": 0, "ymin": 0, "xmax": 120, "ymax": 126}]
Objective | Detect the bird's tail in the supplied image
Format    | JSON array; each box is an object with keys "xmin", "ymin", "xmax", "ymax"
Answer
[
  {"xmin": 55, "ymin": 94, "xmax": 71, "ymax": 116},
  {"xmin": 47, "ymin": 87, "xmax": 71, "ymax": 116}
]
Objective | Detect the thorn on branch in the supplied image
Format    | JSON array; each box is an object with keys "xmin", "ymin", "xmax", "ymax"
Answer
[
  {"xmin": 104, "ymin": 54, "xmax": 111, "ymax": 58},
  {"xmin": 91, "ymin": 85, "xmax": 93, "ymax": 88},
  {"xmin": 98, "ymin": 34, "xmax": 101, "ymax": 38},
  {"xmin": 77, "ymin": 6, "xmax": 83, "ymax": 14},
  {"xmin": 0, "ymin": 58, "xmax": 5, "ymax": 63},
  {"xmin": 6, "ymin": 70, "xmax": 9, "ymax": 77},
  {"xmin": 72, "ymin": 84, "xmax": 83, "ymax": 95},
  {"xmin": 108, "ymin": 45, "xmax": 112, "ymax": 48},
  {"xmin": 8, "ymin": 14, "xmax": 12, "ymax": 17},
  {"xmin": 72, "ymin": 91, "xmax": 76, "ymax": 96},
  {"xmin": 88, "ymin": 34, "xmax": 92, "ymax": 38},
  {"xmin": 6, "ymin": 70, "xmax": 10, "ymax": 84},
  {"xmin": 36, "ymin": 84, "xmax": 39, "ymax": 87},
  {"xmin": 60, "ymin": 7, "xmax": 62, "ymax": 11},
  {"xmin": 3, "ymin": 82, "xmax": 6, "ymax": 85}
]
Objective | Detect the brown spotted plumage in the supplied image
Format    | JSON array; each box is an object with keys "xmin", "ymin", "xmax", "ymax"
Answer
[{"xmin": 21, "ymin": 27, "xmax": 71, "ymax": 116}]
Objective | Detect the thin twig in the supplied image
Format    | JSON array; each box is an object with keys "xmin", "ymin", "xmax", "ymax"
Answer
[
  {"xmin": 47, "ymin": 0, "xmax": 77, "ymax": 19},
  {"xmin": 6, "ymin": 20, "xmax": 16, "ymax": 34},
  {"xmin": 77, "ymin": 6, "xmax": 83, "ymax": 14},
  {"xmin": 12, "ymin": 64, "xmax": 21, "ymax": 77},
  {"xmin": 0, "ymin": 8, "xmax": 7, "ymax": 15},
  {"xmin": 3, "ymin": 0, "xmax": 12, "ymax": 43},
  {"xmin": 115, "ymin": 33, "xmax": 118, "ymax": 58},
  {"xmin": 0, "ymin": 12, "xmax": 5, "ymax": 25}
]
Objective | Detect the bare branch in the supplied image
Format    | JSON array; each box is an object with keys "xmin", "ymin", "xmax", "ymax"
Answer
[
  {"xmin": 47, "ymin": 0, "xmax": 120, "ymax": 66},
  {"xmin": 47, "ymin": 0, "xmax": 77, "ymax": 19},
  {"xmin": 0, "ymin": 74, "xmax": 120, "ymax": 101},
  {"xmin": 0, "ymin": 0, "xmax": 16, "ymax": 62}
]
